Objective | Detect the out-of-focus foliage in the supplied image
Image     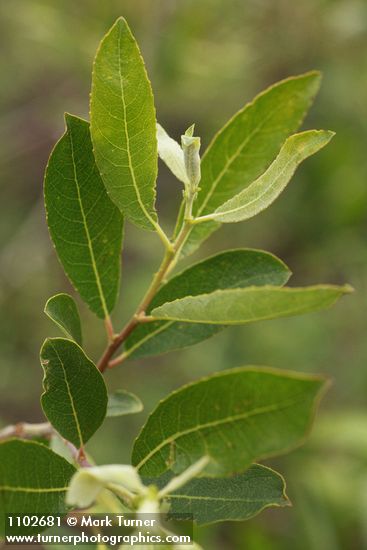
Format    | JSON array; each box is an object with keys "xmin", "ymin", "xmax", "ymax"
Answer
[{"xmin": 0, "ymin": 1, "xmax": 366, "ymax": 548}]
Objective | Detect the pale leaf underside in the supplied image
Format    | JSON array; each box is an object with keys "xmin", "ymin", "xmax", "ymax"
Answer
[
  {"xmin": 182, "ymin": 71, "xmax": 322, "ymax": 255},
  {"xmin": 197, "ymin": 130, "xmax": 333, "ymax": 223},
  {"xmin": 151, "ymin": 285, "xmax": 352, "ymax": 325},
  {"xmin": 125, "ymin": 249, "xmax": 291, "ymax": 358}
]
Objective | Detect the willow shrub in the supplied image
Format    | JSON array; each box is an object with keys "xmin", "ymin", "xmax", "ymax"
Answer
[{"xmin": 0, "ymin": 17, "xmax": 352, "ymax": 547}]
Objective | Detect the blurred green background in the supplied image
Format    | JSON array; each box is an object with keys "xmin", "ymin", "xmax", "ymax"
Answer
[{"xmin": 0, "ymin": 1, "xmax": 366, "ymax": 548}]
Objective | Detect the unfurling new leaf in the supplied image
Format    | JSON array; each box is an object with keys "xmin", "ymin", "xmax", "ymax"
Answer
[
  {"xmin": 181, "ymin": 126, "xmax": 201, "ymax": 189},
  {"xmin": 195, "ymin": 130, "xmax": 333, "ymax": 224},
  {"xmin": 157, "ymin": 124, "xmax": 188, "ymax": 185},
  {"xmin": 182, "ymin": 71, "xmax": 322, "ymax": 255},
  {"xmin": 66, "ymin": 465, "xmax": 145, "ymax": 509}
]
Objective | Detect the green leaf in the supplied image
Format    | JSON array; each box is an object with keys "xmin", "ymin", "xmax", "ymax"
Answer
[
  {"xmin": 151, "ymin": 285, "xmax": 352, "ymax": 325},
  {"xmin": 157, "ymin": 124, "xmax": 188, "ymax": 184},
  {"xmin": 44, "ymin": 114, "xmax": 123, "ymax": 319},
  {"xmin": 182, "ymin": 71, "xmax": 321, "ymax": 255},
  {"xmin": 40, "ymin": 338, "xmax": 108, "ymax": 448},
  {"xmin": 0, "ymin": 440, "xmax": 75, "ymax": 533},
  {"xmin": 90, "ymin": 17, "xmax": 158, "ymax": 231},
  {"xmin": 195, "ymin": 130, "xmax": 333, "ymax": 224},
  {"xmin": 149, "ymin": 464, "xmax": 289, "ymax": 525},
  {"xmin": 44, "ymin": 293, "xmax": 82, "ymax": 345},
  {"xmin": 132, "ymin": 367, "xmax": 328, "ymax": 477},
  {"xmin": 107, "ymin": 390, "xmax": 143, "ymax": 417},
  {"xmin": 125, "ymin": 249, "xmax": 290, "ymax": 359}
]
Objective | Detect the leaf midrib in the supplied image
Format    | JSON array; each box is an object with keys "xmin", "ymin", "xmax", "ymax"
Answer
[
  {"xmin": 125, "ymin": 321, "xmax": 173, "ymax": 357},
  {"xmin": 212, "ymin": 150, "xmax": 296, "ymax": 219},
  {"xmin": 49, "ymin": 341, "xmax": 84, "ymax": 449},
  {"xmin": 68, "ymin": 125, "xmax": 109, "ymax": 319},
  {"xmin": 1, "ymin": 486, "xmax": 68, "ymax": 493},
  {"xmin": 117, "ymin": 24, "xmax": 156, "ymax": 229},
  {"xmin": 153, "ymin": 294, "xmax": 319, "ymax": 325},
  {"xmin": 136, "ymin": 394, "xmax": 306, "ymax": 471},
  {"xmin": 197, "ymin": 111, "xmax": 272, "ymax": 215},
  {"xmin": 169, "ymin": 494, "xmax": 280, "ymax": 503}
]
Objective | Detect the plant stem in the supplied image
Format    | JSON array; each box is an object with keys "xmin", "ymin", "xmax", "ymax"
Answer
[
  {"xmin": 104, "ymin": 316, "xmax": 115, "ymax": 343},
  {"xmin": 97, "ymin": 218, "xmax": 194, "ymax": 373},
  {"xmin": 0, "ymin": 196, "xmax": 197, "ymax": 466},
  {"xmin": 152, "ymin": 221, "xmax": 172, "ymax": 251},
  {"xmin": 0, "ymin": 422, "xmax": 53, "ymax": 441},
  {"xmin": 0, "ymin": 421, "xmax": 91, "ymax": 467},
  {"xmin": 97, "ymin": 249, "xmax": 175, "ymax": 373},
  {"xmin": 66, "ymin": 440, "xmax": 92, "ymax": 467}
]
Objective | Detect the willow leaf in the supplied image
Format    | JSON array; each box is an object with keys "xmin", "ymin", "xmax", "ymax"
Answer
[
  {"xmin": 157, "ymin": 124, "xmax": 188, "ymax": 184},
  {"xmin": 125, "ymin": 249, "xmax": 290, "ymax": 359},
  {"xmin": 182, "ymin": 71, "xmax": 321, "ymax": 255},
  {"xmin": 44, "ymin": 114, "xmax": 123, "ymax": 319},
  {"xmin": 107, "ymin": 390, "xmax": 143, "ymax": 417},
  {"xmin": 44, "ymin": 293, "xmax": 82, "ymax": 345},
  {"xmin": 132, "ymin": 367, "xmax": 328, "ymax": 477},
  {"xmin": 90, "ymin": 17, "xmax": 158, "ymax": 230},
  {"xmin": 40, "ymin": 338, "xmax": 107, "ymax": 449},
  {"xmin": 0, "ymin": 440, "xmax": 75, "ymax": 535},
  {"xmin": 196, "ymin": 130, "xmax": 333, "ymax": 224},
  {"xmin": 149, "ymin": 464, "xmax": 289, "ymax": 525},
  {"xmin": 151, "ymin": 285, "xmax": 352, "ymax": 325}
]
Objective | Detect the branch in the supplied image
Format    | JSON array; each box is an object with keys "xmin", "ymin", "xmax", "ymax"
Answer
[
  {"xmin": 0, "ymin": 422, "xmax": 91, "ymax": 467},
  {"xmin": 0, "ymin": 422, "xmax": 53, "ymax": 441},
  {"xmin": 97, "ymin": 221, "xmax": 193, "ymax": 373}
]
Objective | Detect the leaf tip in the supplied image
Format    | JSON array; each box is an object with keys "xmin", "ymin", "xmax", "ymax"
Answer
[
  {"xmin": 63, "ymin": 111, "xmax": 73, "ymax": 124},
  {"xmin": 64, "ymin": 112, "xmax": 86, "ymax": 131},
  {"xmin": 323, "ymin": 129, "xmax": 336, "ymax": 143},
  {"xmin": 114, "ymin": 15, "xmax": 128, "ymax": 26},
  {"xmin": 302, "ymin": 69, "xmax": 322, "ymax": 92},
  {"xmin": 341, "ymin": 283, "xmax": 354, "ymax": 295},
  {"xmin": 306, "ymin": 68, "xmax": 322, "ymax": 80},
  {"xmin": 185, "ymin": 124, "xmax": 196, "ymax": 137},
  {"xmin": 283, "ymin": 494, "xmax": 293, "ymax": 507},
  {"xmin": 108, "ymin": 16, "xmax": 130, "ymax": 36}
]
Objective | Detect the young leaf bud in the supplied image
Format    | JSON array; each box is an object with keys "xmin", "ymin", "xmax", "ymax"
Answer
[{"xmin": 181, "ymin": 125, "xmax": 201, "ymax": 189}]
